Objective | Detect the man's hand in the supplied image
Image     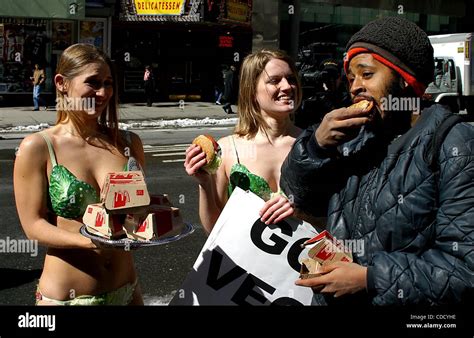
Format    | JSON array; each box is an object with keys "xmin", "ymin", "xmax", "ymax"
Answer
[
  {"xmin": 315, "ymin": 106, "xmax": 373, "ymax": 148},
  {"xmin": 295, "ymin": 261, "xmax": 367, "ymax": 297}
]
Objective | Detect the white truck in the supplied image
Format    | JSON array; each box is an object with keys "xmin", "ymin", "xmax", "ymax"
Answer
[{"xmin": 424, "ymin": 33, "xmax": 474, "ymax": 115}]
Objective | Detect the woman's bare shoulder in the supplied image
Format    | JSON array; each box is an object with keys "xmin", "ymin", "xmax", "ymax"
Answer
[
  {"xmin": 216, "ymin": 134, "xmax": 237, "ymax": 168},
  {"xmin": 217, "ymin": 134, "xmax": 237, "ymax": 151},
  {"xmin": 18, "ymin": 132, "xmax": 48, "ymax": 154},
  {"xmin": 217, "ymin": 134, "xmax": 233, "ymax": 144},
  {"xmin": 16, "ymin": 132, "xmax": 50, "ymax": 167}
]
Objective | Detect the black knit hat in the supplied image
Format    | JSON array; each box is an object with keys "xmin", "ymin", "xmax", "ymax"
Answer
[{"xmin": 345, "ymin": 16, "xmax": 434, "ymax": 95}]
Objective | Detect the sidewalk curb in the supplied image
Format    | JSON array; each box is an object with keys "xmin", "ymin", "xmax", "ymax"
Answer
[
  {"xmin": 0, "ymin": 102, "xmax": 239, "ymax": 134},
  {"xmin": 0, "ymin": 117, "xmax": 239, "ymax": 136}
]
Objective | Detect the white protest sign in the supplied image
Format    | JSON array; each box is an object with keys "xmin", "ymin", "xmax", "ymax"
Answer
[{"xmin": 170, "ymin": 187, "xmax": 318, "ymax": 305}]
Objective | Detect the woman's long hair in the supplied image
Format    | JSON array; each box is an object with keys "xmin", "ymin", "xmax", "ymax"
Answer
[
  {"xmin": 235, "ymin": 49, "xmax": 302, "ymax": 139},
  {"xmin": 55, "ymin": 43, "xmax": 122, "ymax": 148}
]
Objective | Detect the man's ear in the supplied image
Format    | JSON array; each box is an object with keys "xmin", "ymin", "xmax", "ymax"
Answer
[{"xmin": 54, "ymin": 74, "xmax": 67, "ymax": 94}]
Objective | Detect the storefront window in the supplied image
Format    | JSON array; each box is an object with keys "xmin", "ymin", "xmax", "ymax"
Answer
[
  {"xmin": 79, "ymin": 19, "xmax": 106, "ymax": 51},
  {"xmin": 0, "ymin": 21, "xmax": 49, "ymax": 94},
  {"xmin": 52, "ymin": 21, "xmax": 74, "ymax": 51}
]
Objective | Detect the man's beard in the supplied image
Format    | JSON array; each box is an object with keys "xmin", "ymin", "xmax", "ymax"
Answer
[{"xmin": 369, "ymin": 77, "xmax": 414, "ymax": 139}]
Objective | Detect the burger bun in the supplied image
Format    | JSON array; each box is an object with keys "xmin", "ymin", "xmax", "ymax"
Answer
[
  {"xmin": 191, "ymin": 135, "xmax": 222, "ymax": 174},
  {"xmin": 192, "ymin": 135, "xmax": 216, "ymax": 163},
  {"xmin": 349, "ymin": 99, "xmax": 373, "ymax": 112}
]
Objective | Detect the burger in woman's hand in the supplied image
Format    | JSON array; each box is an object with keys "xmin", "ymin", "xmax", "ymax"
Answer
[{"xmin": 192, "ymin": 135, "xmax": 222, "ymax": 174}]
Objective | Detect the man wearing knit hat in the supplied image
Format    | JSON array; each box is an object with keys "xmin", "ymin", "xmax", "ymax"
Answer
[{"xmin": 281, "ymin": 16, "xmax": 474, "ymax": 305}]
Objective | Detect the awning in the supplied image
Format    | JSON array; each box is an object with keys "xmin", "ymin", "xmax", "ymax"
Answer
[{"xmin": 0, "ymin": 0, "xmax": 85, "ymax": 20}]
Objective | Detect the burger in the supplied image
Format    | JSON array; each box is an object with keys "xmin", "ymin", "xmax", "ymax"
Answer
[
  {"xmin": 192, "ymin": 135, "xmax": 222, "ymax": 174},
  {"xmin": 349, "ymin": 99, "xmax": 376, "ymax": 122},
  {"xmin": 349, "ymin": 99, "xmax": 373, "ymax": 112}
]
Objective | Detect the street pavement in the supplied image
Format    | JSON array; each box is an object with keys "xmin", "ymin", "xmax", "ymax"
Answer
[{"xmin": 0, "ymin": 101, "xmax": 238, "ymax": 133}]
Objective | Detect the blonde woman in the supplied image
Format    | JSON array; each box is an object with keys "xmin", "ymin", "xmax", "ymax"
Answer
[
  {"xmin": 185, "ymin": 49, "xmax": 302, "ymax": 233},
  {"xmin": 14, "ymin": 44, "xmax": 145, "ymax": 305}
]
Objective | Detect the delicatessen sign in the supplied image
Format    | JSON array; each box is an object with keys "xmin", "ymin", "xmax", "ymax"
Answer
[{"xmin": 134, "ymin": 0, "xmax": 185, "ymax": 15}]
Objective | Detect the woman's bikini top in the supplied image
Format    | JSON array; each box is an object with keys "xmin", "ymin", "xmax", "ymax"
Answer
[
  {"xmin": 227, "ymin": 136, "xmax": 275, "ymax": 201},
  {"xmin": 40, "ymin": 131, "xmax": 140, "ymax": 219}
]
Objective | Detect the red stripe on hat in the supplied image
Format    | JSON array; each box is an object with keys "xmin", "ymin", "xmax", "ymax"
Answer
[{"xmin": 344, "ymin": 47, "xmax": 426, "ymax": 97}]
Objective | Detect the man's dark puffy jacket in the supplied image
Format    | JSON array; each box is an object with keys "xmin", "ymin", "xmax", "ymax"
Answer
[{"xmin": 281, "ymin": 104, "xmax": 474, "ymax": 305}]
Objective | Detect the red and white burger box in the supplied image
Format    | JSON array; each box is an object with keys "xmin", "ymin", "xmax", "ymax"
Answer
[
  {"xmin": 83, "ymin": 203, "xmax": 127, "ymax": 239},
  {"xmin": 83, "ymin": 169, "xmax": 184, "ymax": 241},
  {"xmin": 83, "ymin": 202, "xmax": 184, "ymax": 241},
  {"xmin": 100, "ymin": 171, "xmax": 150, "ymax": 210},
  {"xmin": 300, "ymin": 230, "xmax": 353, "ymax": 279},
  {"xmin": 123, "ymin": 205, "xmax": 184, "ymax": 241},
  {"xmin": 149, "ymin": 194, "xmax": 172, "ymax": 207}
]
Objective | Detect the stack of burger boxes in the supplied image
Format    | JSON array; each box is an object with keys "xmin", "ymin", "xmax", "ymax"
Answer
[
  {"xmin": 82, "ymin": 171, "xmax": 184, "ymax": 241},
  {"xmin": 300, "ymin": 230, "xmax": 353, "ymax": 279}
]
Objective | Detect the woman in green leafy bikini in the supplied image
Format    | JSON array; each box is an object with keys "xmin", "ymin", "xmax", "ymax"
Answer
[
  {"xmin": 185, "ymin": 49, "xmax": 302, "ymax": 233},
  {"xmin": 14, "ymin": 44, "xmax": 145, "ymax": 305}
]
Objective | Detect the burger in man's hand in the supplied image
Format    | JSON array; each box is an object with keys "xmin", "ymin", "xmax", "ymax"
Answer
[
  {"xmin": 192, "ymin": 135, "xmax": 222, "ymax": 174},
  {"xmin": 349, "ymin": 99, "xmax": 377, "ymax": 121},
  {"xmin": 349, "ymin": 99, "xmax": 373, "ymax": 112}
]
